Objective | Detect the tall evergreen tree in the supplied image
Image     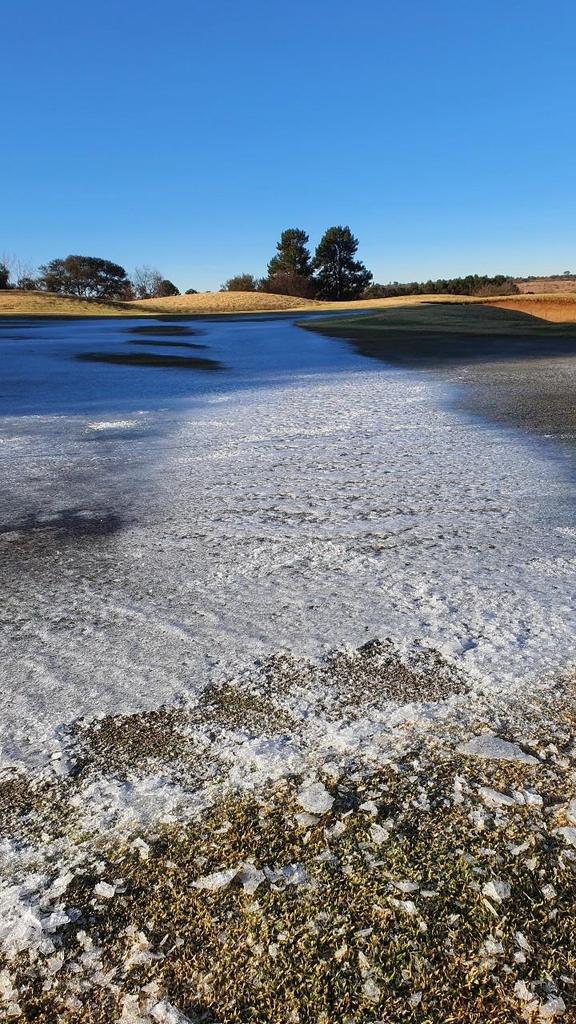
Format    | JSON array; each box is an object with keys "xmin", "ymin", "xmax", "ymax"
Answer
[
  {"xmin": 265, "ymin": 228, "xmax": 316, "ymax": 297},
  {"xmin": 313, "ymin": 226, "xmax": 372, "ymax": 301},
  {"xmin": 267, "ymin": 228, "xmax": 313, "ymax": 279}
]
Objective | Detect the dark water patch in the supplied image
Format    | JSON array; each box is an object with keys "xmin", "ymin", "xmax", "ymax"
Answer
[
  {"xmin": 76, "ymin": 351, "xmax": 224, "ymax": 370},
  {"xmin": 124, "ymin": 324, "xmax": 201, "ymax": 336},
  {"xmin": 125, "ymin": 338, "xmax": 208, "ymax": 350},
  {"xmin": 0, "ymin": 506, "xmax": 124, "ymax": 539}
]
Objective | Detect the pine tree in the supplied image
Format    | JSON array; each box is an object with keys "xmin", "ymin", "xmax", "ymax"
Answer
[
  {"xmin": 265, "ymin": 228, "xmax": 316, "ymax": 297},
  {"xmin": 313, "ymin": 226, "xmax": 372, "ymax": 301}
]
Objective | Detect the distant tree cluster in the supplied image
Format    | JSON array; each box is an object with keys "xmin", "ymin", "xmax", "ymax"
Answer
[
  {"xmin": 222, "ymin": 226, "xmax": 372, "ymax": 301},
  {"xmin": 0, "ymin": 252, "xmax": 190, "ymax": 299},
  {"xmin": 0, "ymin": 243, "xmax": 533, "ymax": 303},
  {"xmin": 516, "ymin": 271, "xmax": 576, "ymax": 281},
  {"xmin": 364, "ymin": 274, "xmax": 519, "ymax": 300}
]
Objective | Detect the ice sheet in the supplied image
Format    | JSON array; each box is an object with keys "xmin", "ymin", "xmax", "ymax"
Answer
[{"xmin": 1, "ymin": 358, "xmax": 575, "ymax": 767}]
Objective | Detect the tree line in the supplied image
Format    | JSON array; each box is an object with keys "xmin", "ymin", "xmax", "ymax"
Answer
[
  {"xmin": 0, "ymin": 238, "xmax": 521, "ymax": 302},
  {"xmin": 0, "ymin": 254, "xmax": 191, "ymax": 300},
  {"xmin": 364, "ymin": 274, "xmax": 519, "ymax": 299},
  {"xmin": 222, "ymin": 226, "xmax": 372, "ymax": 301},
  {"xmin": 0, "ymin": 226, "xmax": 372, "ymax": 303}
]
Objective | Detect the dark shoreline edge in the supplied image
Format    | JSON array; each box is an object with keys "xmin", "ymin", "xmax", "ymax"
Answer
[{"xmin": 299, "ymin": 304, "xmax": 576, "ymax": 446}]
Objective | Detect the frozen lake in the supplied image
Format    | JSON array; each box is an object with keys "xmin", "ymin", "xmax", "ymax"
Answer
[{"xmin": 1, "ymin": 314, "xmax": 575, "ymax": 768}]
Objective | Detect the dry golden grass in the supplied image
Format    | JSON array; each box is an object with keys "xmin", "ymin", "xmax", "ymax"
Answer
[
  {"xmin": 0, "ymin": 290, "xmax": 134, "ymax": 316},
  {"xmin": 0, "ymin": 289, "xmax": 492, "ymax": 319},
  {"xmin": 0, "ymin": 290, "xmax": 324, "ymax": 317},
  {"xmin": 0, "ymin": 289, "xmax": 331, "ymax": 317},
  {"xmin": 516, "ymin": 277, "xmax": 576, "ymax": 294},
  {"xmin": 3, "ymin": 288, "xmax": 576, "ymax": 324},
  {"xmin": 132, "ymin": 291, "xmax": 324, "ymax": 313},
  {"xmin": 483, "ymin": 293, "xmax": 576, "ymax": 322}
]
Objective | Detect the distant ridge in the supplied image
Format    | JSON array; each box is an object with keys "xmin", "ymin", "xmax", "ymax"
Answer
[
  {"xmin": 0, "ymin": 289, "xmax": 323, "ymax": 317},
  {"xmin": 2, "ymin": 288, "xmax": 576, "ymax": 322}
]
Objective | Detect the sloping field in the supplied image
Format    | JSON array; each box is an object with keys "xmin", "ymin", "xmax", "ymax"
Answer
[
  {"xmin": 484, "ymin": 293, "xmax": 576, "ymax": 322},
  {"xmin": 0, "ymin": 289, "xmax": 510, "ymax": 318},
  {"xmin": 132, "ymin": 290, "xmax": 323, "ymax": 313},
  {"xmin": 300, "ymin": 300, "xmax": 576, "ymax": 368},
  {"xmin": 4, "ymin": 288, "xmax": 576, "ymax": 323},
  {"xmin": 0, "ymin": 290, "xmax": 132, "ymax": 316},
  {"xmin": 516, "ymin": 276, "xmax": 576, "ymax": 294},
  {"xmin": 0, "ymin": 290, "xmax": 323, "ymax": 317}
]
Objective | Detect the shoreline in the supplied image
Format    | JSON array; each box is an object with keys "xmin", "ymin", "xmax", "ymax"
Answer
[{"xmin": 301, "ymin": 303, "xmax": 576, "ymax": 450}]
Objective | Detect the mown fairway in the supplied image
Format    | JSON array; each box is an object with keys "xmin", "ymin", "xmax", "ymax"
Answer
[{"xmin": 300, "ymin": 301, "xmax": 576, "ymax": 363}]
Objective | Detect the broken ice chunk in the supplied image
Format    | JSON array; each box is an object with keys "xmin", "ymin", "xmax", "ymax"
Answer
[
  {"xmin": 554, "ymin": 827, "xmax": 576, "ymax": 848},
  {"xmin": 514, "ymin": 931, "xmax": 531, "ymax": 951},
  {"xmin": 191, "ymin": 868, "xmax": 238, "ymax": 891},
  {"xmin": 358, "ymin": 800, "xmax": 378, "ymax": 816},
  {"xmin": 294, "ymin": 812, "xmax": 319, "ymax": 828},
  {"xmin": 457, "ymin": 736, "xmax": 538, "ymax": 764},
  {"xmin": 131, "ymin": 838, "xmax": 150, "ymax": 861},
  {"xmin": 238, "ymin": 864, "xmax": 266, "ymax": 895},
  {"xmin": 538, "ymin": 996, "xmax": 566, "ymax": 1019},
  {"xmin": 362, "ymin": 977, "xmax": 381, "ymax": 1002},
  {"xmin": 94, "ymin": 882, "xmax": 116, "ymax": 899},
  {"xmin": 393, "ymin": 880, "xmax": 419, "ymax": 893},
  {"xmin": 482, "ymin": 880, "xmax": 511, "ymax": 903},
  {"xmin": 297, "ymin": 782, "xmax": 334, "ymax": 815},
  {"xmin": 370, "ymin": 822, "xmax": 392, "ymax": 844},
  {"xmin": 478, "ymin": 787, "xmax": 516, "ymax": 808},
  {"xmin": 481, "ymin": 938, "xmax": 504, "ymax": 955}
]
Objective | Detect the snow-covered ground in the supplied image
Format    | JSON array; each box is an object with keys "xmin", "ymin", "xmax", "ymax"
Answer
[{"xmin": 1, "ymin": 337, "xmax": 575, "ymax": 768}]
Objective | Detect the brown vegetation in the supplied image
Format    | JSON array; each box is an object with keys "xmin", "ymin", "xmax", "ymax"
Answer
[
  {"xmin": 0, "ymin": 289, "xmax": 325, "ymax": 317},
  {"xmin": 516, "ymin": 277, "xmax": 576, "ymax": 294},
  {"xmin": 131, "ymin": 290, "xmax": 323, "ymax": 313},
  {"xmin": 4, "ymin": 288, "xmax": 576, "ymax": 324},
  {"xmin": 483, "ymin": 293, "xmax": 576, "ymax": 322},
  {"xmin": 0, "ymin": 290, "xmax": 131, "ymax": 316}
]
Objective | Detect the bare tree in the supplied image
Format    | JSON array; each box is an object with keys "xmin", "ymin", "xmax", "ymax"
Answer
[
  {"xmin": 14, "ymin": 258, "xmax": 36, "ymax": 289},
  {"xmin": 0, "ymin": 253, "xmax": 38, "ymax": 289},
  {"xmin": 132, "ymin": 265, "xmax": 165, "ymax": 299}
]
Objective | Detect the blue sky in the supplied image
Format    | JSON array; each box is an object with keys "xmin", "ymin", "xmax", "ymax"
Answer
[{"xmin": 2, "ymin": 0, "xmax": 575, "ymax": 291}]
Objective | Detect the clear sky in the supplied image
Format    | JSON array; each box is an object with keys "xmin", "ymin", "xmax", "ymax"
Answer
[{"xmin": 2, "ymin": 0, "xmax": 575, "ymax": 291}]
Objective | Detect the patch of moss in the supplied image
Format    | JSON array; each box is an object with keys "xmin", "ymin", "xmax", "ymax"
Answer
[{"xmin": 4, "ymin": 753, "xmax": 576, "ymax": 1023}]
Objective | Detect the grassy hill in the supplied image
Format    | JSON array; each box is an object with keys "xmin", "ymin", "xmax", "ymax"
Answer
[
  {"xmin": 0, "ymin": 290, "xmax": 323, "ymax": 317},
  {"xmin": 2, "ymin": 288, "xmax": 576, "ymax": 323},
  {"xmin": 299, "ymin": 298, "xmax": 576, "ymax": 364},
  {"xmin": 516, "ymin": 275, "xmax": 576, "ymax": 294}
]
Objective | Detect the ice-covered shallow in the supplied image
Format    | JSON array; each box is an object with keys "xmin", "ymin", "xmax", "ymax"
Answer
[{"xmin": 0, "ymin": 314, "xmax": 575, "ymax": 769}]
